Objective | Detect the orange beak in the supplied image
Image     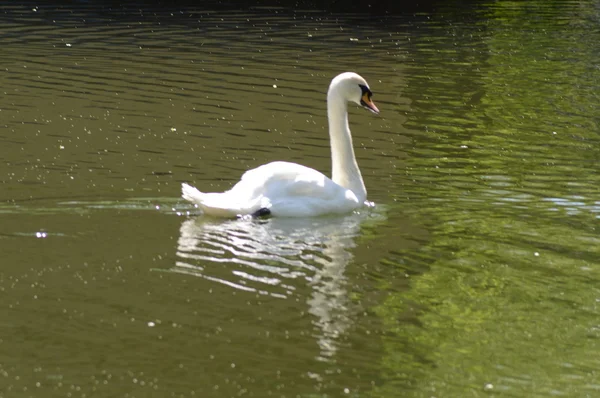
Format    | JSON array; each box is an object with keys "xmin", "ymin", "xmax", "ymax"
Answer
[{"xmin": 361, "ymin": 93, "xmax": 380, "ymax": 114}]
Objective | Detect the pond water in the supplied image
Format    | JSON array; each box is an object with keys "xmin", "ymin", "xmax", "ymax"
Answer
[{"xmin": 1, "ymin": 1, "xmax": 600, "ymax": 397}]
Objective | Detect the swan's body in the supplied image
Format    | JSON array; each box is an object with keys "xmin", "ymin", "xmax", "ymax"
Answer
[
  {"xmin": 182, "ymin": 72, "xmax": 379, "ymax": 218},
  {"xmin": 182, "ymin": 161, "xmax": 362, "ymax": 218}
]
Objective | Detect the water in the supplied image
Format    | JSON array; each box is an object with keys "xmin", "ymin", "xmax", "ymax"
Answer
[{"xmin": 1, "ymin": 1, "xmax": 600, "ymax": 397}]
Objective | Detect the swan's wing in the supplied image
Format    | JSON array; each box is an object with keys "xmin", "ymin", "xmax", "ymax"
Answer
[
  {"xmin": 232, "ymin": 161, "xmax": 359, "ymax": 216},
  {"xmin": 236, "ymin": 161, "xmax": 343, "ymax": 200}
]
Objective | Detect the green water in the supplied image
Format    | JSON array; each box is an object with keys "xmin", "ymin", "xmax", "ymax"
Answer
[{"xmin": 1, "ymin": 1, "xmax": 599, "ymax": 397}]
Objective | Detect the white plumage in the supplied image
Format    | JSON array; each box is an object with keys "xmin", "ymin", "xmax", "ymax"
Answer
[{"xmin": 181, "ymin": 72, "xmax": 379, "ymax": 218}]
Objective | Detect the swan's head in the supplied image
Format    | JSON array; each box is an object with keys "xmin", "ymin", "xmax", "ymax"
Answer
[{"xmin": 329, "ymin": 72, "xmax": 379, "ymax": 114}]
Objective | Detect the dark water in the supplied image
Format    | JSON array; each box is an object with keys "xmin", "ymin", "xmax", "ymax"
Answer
[{"xmin": 1, "ymin": 1, "xmax": 600, "ymax": 397}]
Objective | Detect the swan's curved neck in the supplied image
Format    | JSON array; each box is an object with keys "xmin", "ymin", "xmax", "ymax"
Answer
[{"xmin": 327, "ymin": 91, "xmax": 367, "ymax": 203}]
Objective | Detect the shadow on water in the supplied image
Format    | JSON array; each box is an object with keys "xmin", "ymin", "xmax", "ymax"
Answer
[{"xmin": 23, "ymin": 0, "xmax": 484, "ymax": 15}]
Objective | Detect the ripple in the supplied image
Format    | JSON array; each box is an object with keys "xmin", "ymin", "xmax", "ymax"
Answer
[
  {"xmin": 0, "ymin": 197, "xmax": 181, "ymax": 214},
  {"xmin": 172, "ymin": 210, "xmax": 386, "ymax": 359}
]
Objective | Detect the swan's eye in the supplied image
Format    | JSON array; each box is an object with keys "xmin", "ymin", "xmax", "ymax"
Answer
[
  {"xmin": 359, "ymin": 84, "xmax": 371, "ymax": 97},
  {"xmin": 359, "ymin": 84, "xmax": 379, "ymax": 114},
  {"xmin": 359, "ymin": 84, "xmax": 373, "ymax": 102}
]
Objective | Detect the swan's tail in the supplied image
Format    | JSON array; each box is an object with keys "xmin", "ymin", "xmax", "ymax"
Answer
[
  {"xmin": 181, "ymin": 183, "xmax": 205, "ymax": 204},
  {"xmin": 181, "ymin": 183, "xmax": 249, "ymax": 217}
]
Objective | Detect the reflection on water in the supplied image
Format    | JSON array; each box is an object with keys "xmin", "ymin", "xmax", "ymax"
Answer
[{"xmin": 174, "ymin": 211, "xmax": 382, "ymax": 360}]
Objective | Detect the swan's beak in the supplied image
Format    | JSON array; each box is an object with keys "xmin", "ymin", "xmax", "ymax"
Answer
[{"xmin": 360, "ymin": 94, "xmax": 380, "ymax": 114}]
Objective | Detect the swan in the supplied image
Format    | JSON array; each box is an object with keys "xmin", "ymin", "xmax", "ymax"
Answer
[{"xmin": 181, "ymin": 72, "xmax": 379, "ymax": 218}]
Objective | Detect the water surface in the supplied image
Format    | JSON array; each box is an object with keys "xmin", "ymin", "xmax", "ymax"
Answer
[{"xmin": 1, "ymin": 1, "xmax": 600, "ymax": 397}]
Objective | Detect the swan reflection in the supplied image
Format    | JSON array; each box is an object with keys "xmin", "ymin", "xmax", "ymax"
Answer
[{"xmin": 173, "ymin": 211, "xmax": 378, "ymax": 360}]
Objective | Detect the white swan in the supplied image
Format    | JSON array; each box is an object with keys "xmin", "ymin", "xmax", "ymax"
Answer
[{"xmin": 181, "ymin": 72, "xmax": 379, "ymax": 218}]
